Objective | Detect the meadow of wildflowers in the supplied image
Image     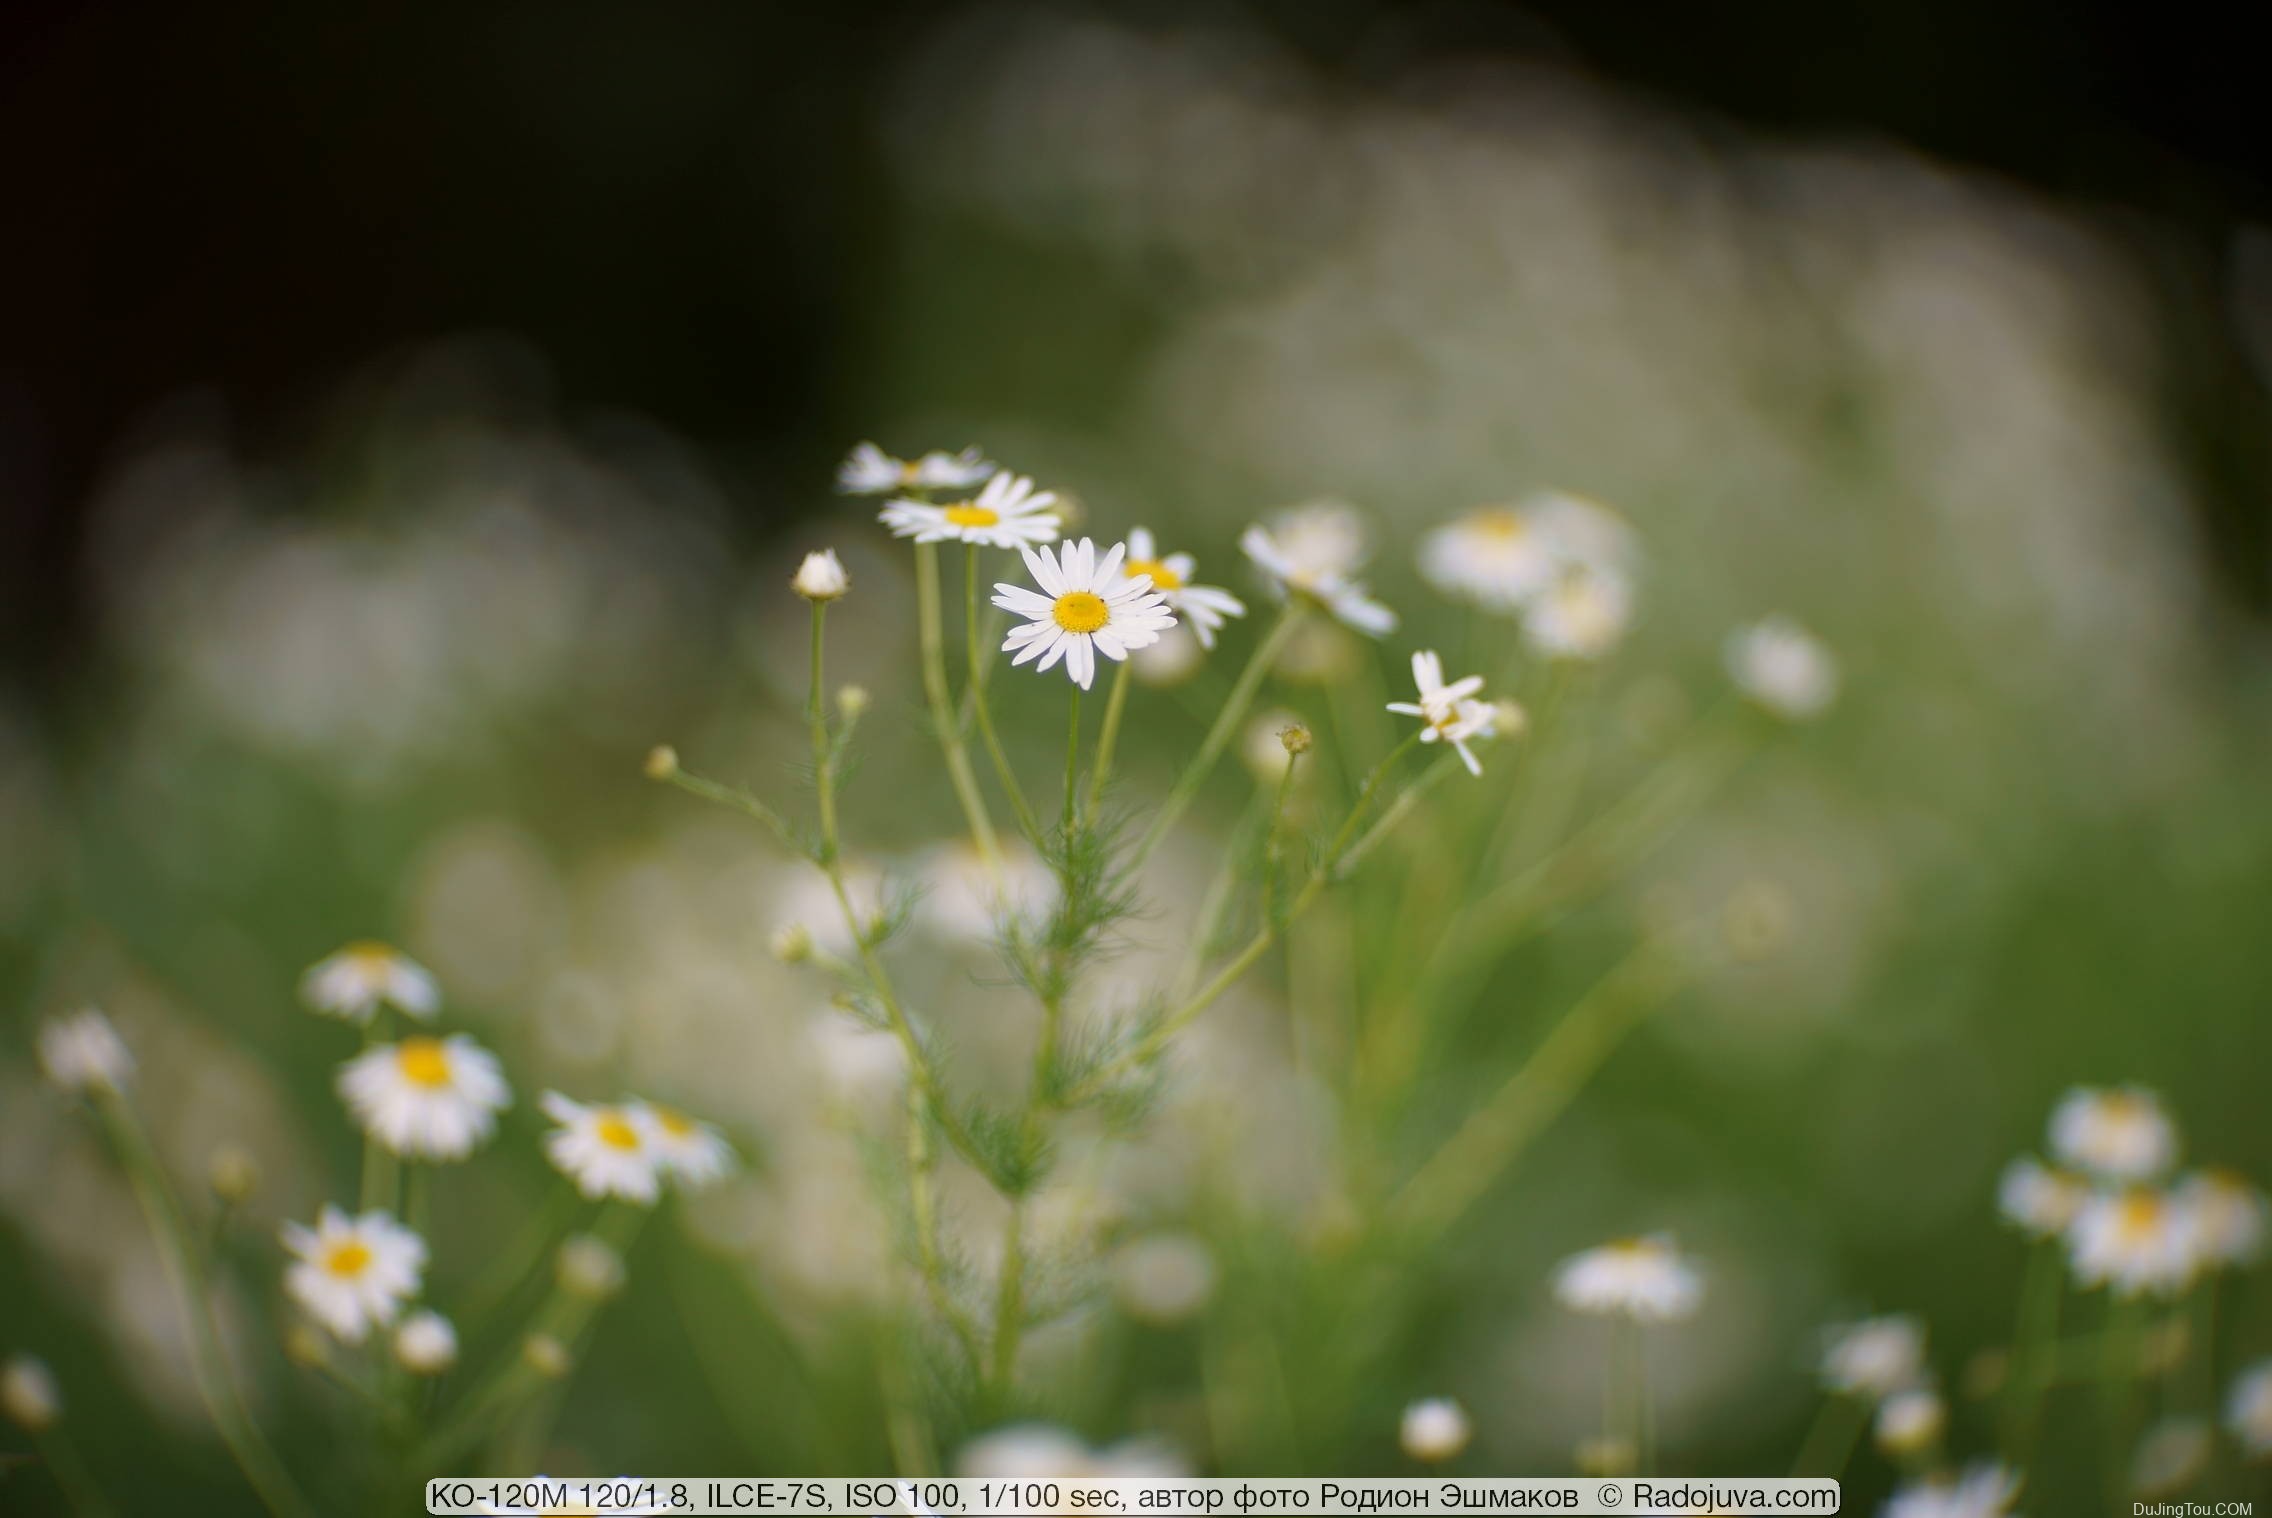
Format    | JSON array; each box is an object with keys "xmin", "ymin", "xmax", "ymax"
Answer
[
  {"xmin": 8, "ymin": 13, "xmax": 2272, "ymax": 1518},
  {"xmin": 8, "ymin": 422, "xmax": 2271, "ymax": 1518}
]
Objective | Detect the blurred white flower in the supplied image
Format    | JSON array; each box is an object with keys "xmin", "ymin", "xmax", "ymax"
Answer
[
  {"xmin": 1386, "ymin": 649, "xmax": 1496, "ymax": 776},
  {"xmin": 2068, "ymin": 1186, "xmax": 2199, "ymax": 1298},
  {"xmin": 1552, "ymin": 1236, "xmax": 1702, "ymax": 1322},
  {"xmin": 2178, "ymin": 1169, "xmax": 2267, "ymax": 1268},
  {"xmin": 2050, "ymin": 1086, "xmax": 2177, "ymax": 1181},
  {"xmin": 541, "ymin": 1092, "xmax": 663, "ymax": 1204},
  {"xmin": 1820, "ymin": 1315, "xmax": 1927, "ymax": 1400},
  {"xmin": 641, "ymin": 1102, "xmax": 735, "ymax": 1188},
  {"xmin": 1130, "ymin": 620, "xmax": 1205, "ymax": 685},
  {"xmin": 1122, "ymin": 526, "xmax": 1246, "ymax": 649},
  {"xmin": 2131, "ymin": 1416, "xmax": 2211, "ymax": 1498},
  {"xmin": 884, "ymin": 471, "xmax": 1063, "ymax": 549},
  {"xmin": 37, "ymin": 1008, "xmax": 134, "ymax": 1095},
  {"xmin": 791, "ymin": 549, "xmax": 850, "ymax": 602},
  {"xmin": 1882, "ymin": 1461, "xmax": 2020, "ymax": 1518},
  {"xmin": 1399, "ymin": 1397, "xmax": 1472, "ymax": 1463},
  {"xmin": 957, "ymin": 1424, "xmax": 1098, "ymax": 1478},
  {"xmin": 1725, "ymin": 616, "xmax": 1839, "ymax": 720},
  {"xmin": 300, "ymin": 942, "xmax": 440, "ymax": 1025},
  {"xmin": 1524, "ymin": 567, "xmax": 1633, "ymax": 661},
  {"xmin": 1, "ymin": 1353, "xmax": 60, "ymax": 1431},
  {"xmin": 2227, "ymin": 1361, "xmax": 2272, "ymax": 1459},
  {"xmin": 1997, "ymin": 1155, "xmax": 2088, "ymax": 1239},
  {"xmin": 338, "ymin": 1034, "xmax": 511, "ymax": 1161},
  {"xmin": 1418, "ymin": 505, "xmax": 1560, "ymax": 611},
  {"xmin": 1241, "ymin": 513, "xmax": 1396, "ymax": 636},
  {"xmin": 1110, "ymin": 1232, "xmax": 1217, "ymax": 1325},
  {"xmin": 394, "ymin": 1309, "xmax": 458, "ymax": 1375},
  {"xmin": 994, "ymin": 539, "xmax": 1178, "ymax": 690},
  {"xmin": 810, "ymin": 1018, "xmax": 909, "ymax": 1108},
  {"xmin": 915, "ymin": 840, "xmax": 1058, "ymax": 944},
  {"xmin": 836, "ymin": 441, "xmax": 994, "ymax": 495},
  {"xmin": 281, "ymin": 1206, "xmax": 426, "ymax": 1343},
  {"xmin": 557, "ymin": 1234, "xmax": 628, "ymax": 1300},
  {"xmin": 1874, "ymin": 1388, "xmax": 1946, "ymax": 1458}
]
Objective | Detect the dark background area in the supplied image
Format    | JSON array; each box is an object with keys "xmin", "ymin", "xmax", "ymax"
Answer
[{"xmin": 6, "ymin": 0, "xmax": 2271, "ymax": 688}]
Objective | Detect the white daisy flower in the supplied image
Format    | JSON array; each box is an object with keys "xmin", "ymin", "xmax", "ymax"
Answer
[
  {"xmin": 1121, "ymin": 527, "xmax": 1246, "ymax": 649},
  {"xmin": 1552, "ymin": 1235, "xmax": 1703, "ymax": 1322},
  {"xmin": 993, "ymin": 538, "xmax": 1178, "ymax": 690},
  {"xmin": 1, "ymin": 1354, "xmax": 61, "ymax": 1431},
  {"xmin": 541, "ymin": 1092, "xmax": 664, "ymax": 1205},
  {"xmin": 1820, "ymin": 1315, "xmax": 1928, "ymax": 1401},
  {"xmin": 338, "ymin": 1034, "xmax": 511, "ymax": 1161},
  {"xmin": 299, "ymin": 941, "xmax": 440, "ymax": 1025},
  {"xmin": 1109, "ymin": 1233, "xmax": 1217, "ymax": 1326},
  {"xmin": 836, "ymin": 441, "xmax": 993, "ymax": 495},
  {"xmin": 394, "ymin": 1309, "xmax": 458, "ymax": 1375},
  {"xmin": 2227, "ymin": 1361, "xmax": 2272, "ymax": 1459},
  {"xmin": 1418, "ymin": 505, "xmax": 1562, "ymax": 610},
  {"xmin": 1399, "ymin": 1398, "xmax": 1473, "ymax": 1463},
  {"xmin": 791, "ymin": 548, "xmax": 850, "ymax": 601},
  {"xmin": 1240, "ymin": 514, "xmax": 1397, "ymax": 636},
  {"xmin": 37, "ymin": 1008, "xmax": 133, "ymax": 1095},
  {"xmin": 2050, "ymin": 1086, "xmax": 2178, "ymax": 1181},
  {"xmin": 1725, "ymin": 616, "xmax": 1839, "ymax": 720},
  {"xmin": 281, "ymin": 1206, "xmax": 426, "ymax": 1344},
  {"xmin": 1386, "ymin": 650, "xmax": 1496, "ymax": 776},
  {"xmin": 640, "ymin": 1102, "xmax": 735, "ymax": 1188},
  {"xmin": 1997, "ymin": 1155, "xmax": 2088, "ymax": 1239},
  {"xmin": 2068, "ymin": 1186, "xmax": 2199, "ymax": 1298},
  {"xmin": 2178, "ymin": 1169, "xmax": 2267, "ymax": 1268},
  {"xmin": 1882, "ymin": 1461, "xmax": 2021, "ymax": 1518},
  {"xmin": 1874, "ymin": 1388, "xmax": 1946, "ymax": 1458},
  {"xmin": 1527, "ymin": 491, "xmax": 1638, "ymax": 576},
  {"xmin": 882, "ymin": 470, "xmax": 1062, "ymax": 549},
  {"xmin": 914, "ymin": 839, "xmax": 1059, "ymax": 943},
  {"xmin": 1524, "ymin": 566, "xmax": 1633, "ymax": 661},
  {"xmin": 2131, "ymin": 1416, "xmax": 2211, "ymax": 1498}
]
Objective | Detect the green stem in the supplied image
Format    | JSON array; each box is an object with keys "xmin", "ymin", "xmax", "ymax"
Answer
[
  {"xmin": 906, "ymin": 1081, "xmax": 983, "ymax": 1369},
  {"xmin": 1065, "ymin": 732, "xmax": 1424, "ymax": 1103},
  {"xmin": 1061, "ymin": 687, "xmax": 1082, "ymax": 840},
  {"xmin": 1085, "ymin": 657, "xmax": 1134, "ymax": 822},
  {"xmin": 919, "ymin": 541, "xmax": 1004, "ymax": 870},
  {"xmin": 1387, "ymin": 940, "xmax": 1685, "ymax": 1243},
  {"xmin": 2099, "ymin": 1295, "xmax": 2143, "ymax": 1509},
  {"xmin": 657, "ymin": 769, "xmax": 798, "ymax": 853},
  {"xmin": 2000, "ymin": 1237, "xmax": 2063, "ymax": 1466},
  {"xmin": 32, "ymin": 1424, "xmax": 117, "ymax": 1518},
  {"xmin": 966, "ymin": 544, "xmax": 1041, "ymax": 844},
  {"xmin": 989, "ymin": 1201, "xmax": 1026, "ymax": 1398},
  {"xmin": 1131, "ymin": 605, "xmax": 1301, "ymax": 870},
  {"xmin": 1789, "ymin": 1394, "xmax": 1867, "ymax": 1479},
  {"xmin": 96, "ymin": 1091, "xmax": 314, "ymax": 1518}
]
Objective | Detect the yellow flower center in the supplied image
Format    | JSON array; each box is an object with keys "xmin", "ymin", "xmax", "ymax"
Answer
[
  {"xmin": 395, "ymin": 1037, "xmax": 453, "ymax": 1088},
  {"xmin": 324, "ymin": 1240, "xmax": 374, "ymax": 1278},
  {"xmin": 943, "ymin": 503, "xmax": 1000, "ymax": 528},
  {"xmin": 652, "ymin": 1105, "xmax": 694, "ymax": 1138},
  {"xmin": 1052, "ymin": 591, "xmax": 1111, "ymax": 634},
  {"xmin": 596, "ymin": 1112, "xmax": 643, "ymax": 1151},
  {"xmin": 1126, "ymin": 557, "xmax": 1183, "ymax": 590},
  {"xmin": 1470, "ymin": 509, "xmax": 1528, "ymax": 540},
  {"xmin": 344, "ymin": 941, "xmax": 396, "ymax": 972},
  {"xmin": 2116, "ymin": 1191, "xmax": 2165, "ymax": 1241}
]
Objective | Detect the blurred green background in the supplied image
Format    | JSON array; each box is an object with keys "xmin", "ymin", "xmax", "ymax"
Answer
[{"xmin": 5, "ymin": 3, "xmax": 2272, "ymax": 1513}]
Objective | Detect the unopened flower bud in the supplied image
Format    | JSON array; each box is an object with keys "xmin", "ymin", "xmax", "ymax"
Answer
[
  {"xmin": 2, "ymin": 1355, "xmax": 61, "ymax": 1432},
  {"xmin": 792, "ymin": 549, "xmax": 850, "ymax": 602},
  {"xmin": 1490, "ymin": 699, "xmax": 1529, "ymax": 739},
  {"xmin": 523, "ymin": 1333, "xmax": 572, "ymax": 1379},
  {"xmin": 771, "ymin": 923, "xmax": 814, "ymax": 965},
  {"xmin": 393, "ymin": 1311, "xmax": 458, "ymax": 1376},
  {"xmin": 557, "ymin": 1234, "xmax": 627, "ymax": 1300},
  {"xmin": 283, "ymin": 1324, "xmax": 330, "ymax": 1369},
  {"xmin": 208, "ymin": 1144, "xmax": 259, "ymax": 1206},
  {"xmin": 837, "ymin": 685, "xmax": 871, "ymax": 719},
  {"xmin": 1399, "ymin": 1398, "xmax": 1471, "ymax": 1463},
  {"xmin": 1279, "ymin": 724, "xmax": 1314, "ymax": 756},
  {"xmin": 1874, "ymin": 1389, "xmax": 1946, "ymax": 1458},
  {"xmin": 644, "ymin": 745, "xmax": 680, "ymax": 781}
]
